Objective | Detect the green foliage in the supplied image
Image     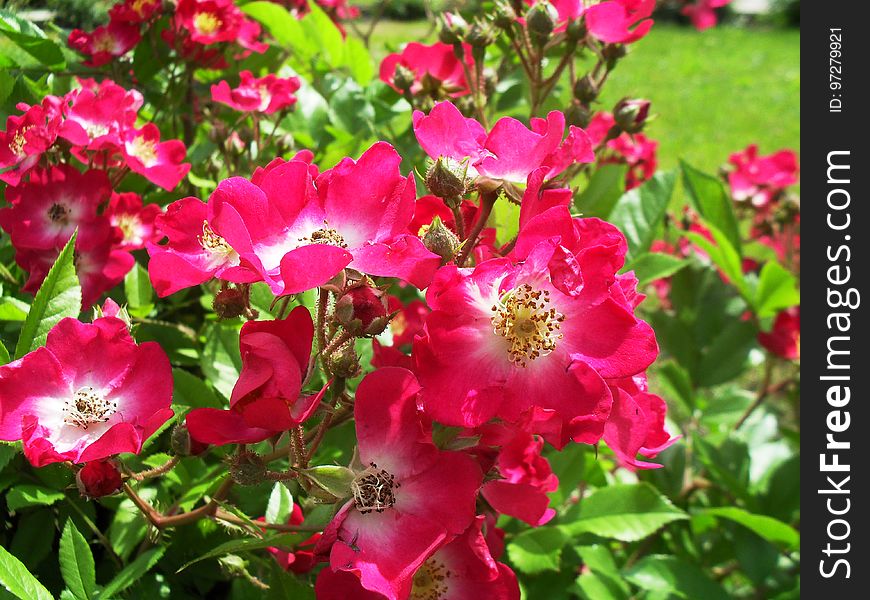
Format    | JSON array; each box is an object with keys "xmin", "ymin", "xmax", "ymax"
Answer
[{"xmin": 14, "ymin": 232, "xmax": 81, "ymax": 359}]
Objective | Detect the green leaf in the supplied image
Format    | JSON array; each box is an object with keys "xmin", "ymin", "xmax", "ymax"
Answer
[
  {"xmin": 177, "ymin": 534, "xmax": 303, "ymax": 572},
  {"xmin": 299, "ymin": 465, "xmax": 355, "ymax": 499},
  {"xmin": 267, "ymin": 563, "xmax": 315, "ymax": 599},
  {"xmin": 607, "ymin": 170, "xmax": 677, "ymax": 260},
  {"xmin": 0, "ymin": 340, "xmax": 9, "ymax": 366},
  {"xmin": 200, "ymin": 323, "xmax": 242, "ymax": 398},
  {"xmin": 124, "ymin": 262, "xmax": 154, "ymax": 318},
  {"xmin": 699, "ymin": 507, "xmax": 799, "ymax": 550},
  {"xmin": 624, "ymin": 555, "xmax": 730, "ymax": 600},
  {"xmin": 96, "ymin": 547, "xmax": 165, "ymax": 599},
  {"xmin": 753, "ymin": 261, "xmax": 799, "ymax": 318},
  {"xmin": 625, "ymin": 252, "xmax": 687, "ymax": 287},
  {"xmin": 59, "ymin": 521, "xmax": 95, "ymax": 600},
  {"xmin": 681, "ymin": 160, "xmax": 741, "ymax": 254},
  {"xmin": 575, "ymin": 163, "xmax": 628, "ymax": 218},
  {"xmin": 695, "ymin": 319, "xmax": 758, "ymax": 387},
  {"xmin": 6, "ymin": 485, "xmax": 65, "ymax": 511},
  {"xmin": 344, "ymin": 36, "xmax": 373, "ymax": 85},
  {"xmin": 573, "ymin": 572, "xmax": 629, "ymax": 600},
  {"xmin": 0, "ymin": 10, "xmax": 65, "ymax": 69},
  {"xmin": 562, "ymin": 483, "xmax": 687, "ymax": 542},
  {"xmin": 0, "ymin": 545, "xmax": 54, "ymax": 600},
  {"xmin": 506, "ymin": 526, "xmax": 569, "ymax": 574},
  {"xmin": 14, "ymin": 232, "xmax": 81, "ymax": 359},
  {"xmin": 172, "ymin": 368, "xmax": 223, "ymax": 409},
  {"xmin": 0, "ymin": 297, "xmax": 29, "ymax": 321},
  {"xmin": 685, "ymin": 223, "xmax": 748, "ymax": 297},
  {"xmin": 265, "ymin": 483, "xmax": 294, "ymax": 525}
]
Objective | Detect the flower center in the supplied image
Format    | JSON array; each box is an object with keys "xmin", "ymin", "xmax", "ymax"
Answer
[
  {"xmin": 351, "ymin": 462, "xmax": 398, "ymax": 514},
  {"xmin": 298, "ymin": 223, "xmax": 347, "ymax": 248},
  {"xmin": 193, "ymin": 12, "xmax": 222, "ymax": 35},
  {"xmin": 93, "ymin": 31, "xmax": 115, "ymax": 54},
  {"xmin": 48, "ymin": 202, "xmax": 71, "ymax": 225},
  {"xmin": 257, "ymin": 84, "xmax": 272, "ymax": 111},
  {"xmin": 128, "ymin": 135, "xmax": 158, "ymax": 167},
  {"xmin": 63, "ymin": 386, "xmax": 117, "ymax": 430},
  {"xmin": 10, "ymin": 126, "xmax": 32, "ymax": 158},
  {"xmin": 84, "ymin": 121, "xmax": 110, "ymax": 139},
  {"xmin": 491, "ymin": 283, "xmax": 565, "ymax": 367},
  {"xmin": 114, "ymin": 213, "xmax": 141, "ymax": 243},
  {"xmin": 133, "ymin": 0, "xmax": 152, "ymax": 16},
  {"xmin": 410, "ymin": 558, "xmax": 451, "ymax": 600},
  {"xmin": 198, "ymin": 220, "xmax": 237, "ymax": 265}
]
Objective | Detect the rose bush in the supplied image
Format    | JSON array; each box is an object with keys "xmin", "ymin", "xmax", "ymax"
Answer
[{"xmin": 0, "ymin": 1, "xmax": 799, "ymax": 599}]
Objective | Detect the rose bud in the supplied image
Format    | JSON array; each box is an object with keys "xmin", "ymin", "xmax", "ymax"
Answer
[
  {"xmin": 325, "ymin": 343, "xmax": 363, "ymax": 379},
  {"xmin": 438, "ymin": 12, "xmax": 468, "ymax": 45},
  {"xmin": 392, "ymin": 64, "xmax": 416, "ymax": 92},
  {"xmin": 603, "ymin": 43, "xmax": 628, "ymax": 68},
  {"xmin": 493, "ymin": 0, "xmax": 517, "ymax": 29},
  {"xmin": 526, "ymin": 1, "xmax": 557, "ymax": 47},
  {"xmin": 565, "ymin": 103, "xmax": 592, "ymax": 128},
  {"xmin": 614, "ymin": 98, "xmax": 651, "ymax": 134},
  {"xmin": 334, "ymin": 280, "xmax": 391, "ymax": 337},
  {"xmin": 229, "ymin": 451, "xmax": 266, "ymax": 486},
  {"xmin": 213, "ymin": 287, "xmax": 247, "ymax": 319},
  {"xmin": 422, "ymin": 216, "xmax": 462, "ymax": 265},
  {"xmin": 426, "ymin": 156, "xmax": 469, "ymax": 204},
  {"xmin": 171, "ymin": 422, "xmax": 209, "ymax": 456},
  {"xmin": 76, "ymin": 461, "xmax": 123, "ymax": 499},
  {"xmin": 573, "ymin": 74, "xmax": 599, "ymax": 104},
  {"xmin": 466, "ymin": 19, "xmax": 496, "ymax": 49}
]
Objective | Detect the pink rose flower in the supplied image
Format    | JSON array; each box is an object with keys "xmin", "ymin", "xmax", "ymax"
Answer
[{"xmin": 0, "ymin": 316, "xmax": 174, "ymax": 467}]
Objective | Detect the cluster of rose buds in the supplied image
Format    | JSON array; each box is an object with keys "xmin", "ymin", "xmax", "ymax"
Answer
[{"xmin": 0, "ymin": 78, "xmax": 190, "ymax": 306}]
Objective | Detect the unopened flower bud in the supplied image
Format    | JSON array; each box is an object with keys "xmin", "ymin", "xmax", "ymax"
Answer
[
  {"xmin": 466, "ymin": 20, "xmax": 496, "ymax": 48},
  {"xmin": 171, "ymin": 422, "xmax": 209, "ymax": 456},
  {"xmin": 603, "ymin": 43, "xmax": 627, "ymax": 68},
  {"xmin": 93, "ymin": 299, "xmax": 133, "ymax": 329},
  {"xmin": 573, "ymin": 75, "xmax": 598, "ymax": 103},
  {"xmin": 392, "ymin": 64, "xmax": 416, "ymax": 92},
  {"xmin": 614, "ymin": 98, "xmax": 651, "ymax": 134},
  {"xmin": 439, "ymin": 12, "xmax": 468, "ymax": 45},
  {"xmin": 426, "ymin": 156, "xmax": 469, "ymax": 202},
  {"xmin": 326, "ymin": 343, "xmax": 362, "ymax": 379},
  {"xmin": 334, "ymin": 280, "xmax": 391, "ymax": 337},
  {"xmin": 213, "ymin": 288, "xmax": 246, "ymax": 319},
  {"xmin": 565, "ymin": 103, "xmax": 592, "ymax": 128},
  {"xmin": 422, "ymin": 216, "xmax": 461, "ymax": 265},
  {"xmin": 229, "ymin": 451, "xmax": 266, "ymax": 486},
  {"xmin": 76, "ymin": 461, "xmax": 123, "ymax": 499},
  {"xmin": 493, "ymin": 0, "xmax": 517, "ymax": 29},
  {"xmin": 526, "ymin": 1, "xmax": 557, "ymax": 47},
  {"xmin": 565, "ymin": 18, "xmax": 587, "ymax": 42}
]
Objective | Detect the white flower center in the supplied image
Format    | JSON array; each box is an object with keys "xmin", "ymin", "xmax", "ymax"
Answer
[
  {"xmin": 491, "ymin": 283, "xmax": 565, "ymax": 367},
  {"xmin": 62, "ymin": 386, "xmax": 117, "ymax": 430},
  {"xmin": 411, "ymin": 558, "xmax": 451, "ymax": 600},
  {"xmin": 352, "ymin": 462, "xmax": 398, "ymax": 514},
  {"xmin": 198, "ymin": 220, "xmax": 239, "ymax": 268}
]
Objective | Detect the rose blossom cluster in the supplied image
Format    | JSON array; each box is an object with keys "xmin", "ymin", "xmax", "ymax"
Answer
[
  {"xmin": 68, "ymin": 0, "xmax": 268, "ymax": 67},
  {"xmin": 2, "ymin": 89, "xmax": 674, "ymax": 597},
  {"xmin": 0, "ymin": 79, "xmax": 189, "ymax": 307},
  {"xmin": 151, "ymin": 100, "xmax": 671, "ymax": 596}
]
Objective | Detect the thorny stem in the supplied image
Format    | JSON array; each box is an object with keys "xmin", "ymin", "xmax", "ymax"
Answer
[
  {"xmin": 127, "ymin": 455, "xmax": 180, "ymax": 481},
  {"xmin": 316, "ymin": 288, "xmax": 330, "ymax": 354},
  {"xmin": 456, "ymin": 191, "xmax": 497, "ymax": 267},
  {"xmin": 123, "ymin": 476, "xmax": 234, "ymax": 530},
  {"xmin": 321, "ymin": 330, "xmax": 354, "ymax": 359},
  {"xmin": 214, "ymin": 508, "xmax": 322, "ymax": 532}
]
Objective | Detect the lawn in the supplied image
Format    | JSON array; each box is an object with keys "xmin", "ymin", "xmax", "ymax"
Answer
[{"xmin": 368, "ymin": 21, "xmax": 800, "ymax": 175}]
